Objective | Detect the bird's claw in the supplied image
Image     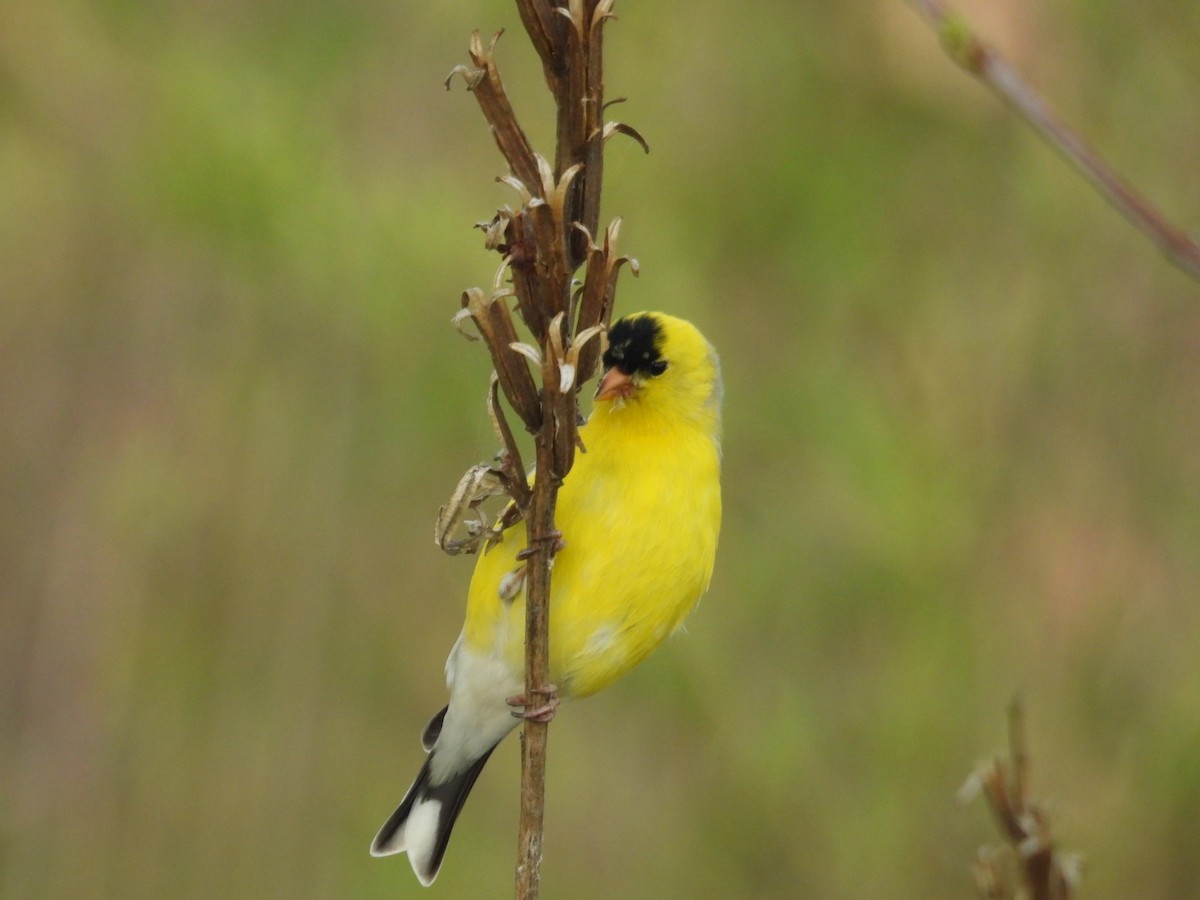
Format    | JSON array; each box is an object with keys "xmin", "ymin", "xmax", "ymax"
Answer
[
  {"xmin": 507, "ymin": 685, "xmax": 560, "ymax": 723},
  {"xmin": 516, "ymin": 530, "xmax": 566, "ymax": 561}
]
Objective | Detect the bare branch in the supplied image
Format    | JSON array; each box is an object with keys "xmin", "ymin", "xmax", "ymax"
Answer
[{"xmin": 907, "ymin": 0, "xmax": 1200, "ymax": 282}]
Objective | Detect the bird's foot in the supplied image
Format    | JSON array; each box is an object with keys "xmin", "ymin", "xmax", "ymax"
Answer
[
  {"xmin": 516, "ymin": 530, "xmax": 566, "ymax": 561},
  {"xmin": 507, "ymin": 685, "xmax": 560, "ymax": 723}
]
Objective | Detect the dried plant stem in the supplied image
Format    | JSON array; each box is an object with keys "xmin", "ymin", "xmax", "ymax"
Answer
[
  {"xmin": 962, "ymin": 698, "xmax": 1079, "ymax": 899},
  {"xmin": 508, "ymin": 6, "xmax": 624, "ymax": 896},
  {"xmin": 514, "ymin": 438, "xmax": 557, "ymax": 898},
  {"xmin": 444, "ymin": 3, "xmax": 641, "ymax": 897},
  {"xmin": 907, "ymin": 0, "xmax": 1200, "ymax": 282}
]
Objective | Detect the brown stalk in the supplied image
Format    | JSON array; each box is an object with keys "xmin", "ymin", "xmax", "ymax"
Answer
[
  {"xmin": 962, "ymin": 698, "xmax": 1080, "ymax": 900},
  {"xmin": 442, "ymin": 3, "xmax": 640, "ymax": 897},
  {"xmin": 906, "ymin": 0, "xmax": 1200, "ymax": 282},
  {"xmin": 576, "ymin": 2, "xmax": 616, "ymax": 262}
]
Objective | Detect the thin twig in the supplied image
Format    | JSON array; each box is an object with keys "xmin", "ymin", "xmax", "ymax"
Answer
[{"xmin": 907, "ymin": 0, "xmax": 1200, "ymax": 282}]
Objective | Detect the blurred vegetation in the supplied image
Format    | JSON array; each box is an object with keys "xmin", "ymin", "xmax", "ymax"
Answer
[{"xmin": 2, "ymin": 1, "xmax": 1198, "ymax": 897}]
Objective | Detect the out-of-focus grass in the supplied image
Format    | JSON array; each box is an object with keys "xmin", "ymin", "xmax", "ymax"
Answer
[{"xmin": 1, "ymin": 1, "xmax": 1198, "ymax": 897}]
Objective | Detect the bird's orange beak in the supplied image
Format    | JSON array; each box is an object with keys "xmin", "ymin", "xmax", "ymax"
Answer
[{"xmin": 595, "ymin": 367, "xmax": 636, "ymax": 402}]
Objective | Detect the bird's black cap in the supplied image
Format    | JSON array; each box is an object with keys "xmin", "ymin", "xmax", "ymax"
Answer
[{"xmin": 603, "ymin": 315, "xmax": 667, "ymax": 377}]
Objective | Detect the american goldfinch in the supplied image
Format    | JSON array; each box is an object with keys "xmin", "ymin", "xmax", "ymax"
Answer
[{"xmin": 371, "ymin": 311, "xmax": 722, "ymax": 885}]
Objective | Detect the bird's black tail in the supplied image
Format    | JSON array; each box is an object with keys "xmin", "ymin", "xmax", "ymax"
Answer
[{"xmin": 370, "ymin": 741, "xmax": 496, "ymax": 886}]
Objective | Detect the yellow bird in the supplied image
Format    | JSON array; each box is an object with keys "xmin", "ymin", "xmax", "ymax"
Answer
[{"xmin": 371, "ymin": 311, "xmax": 723, "ymax": 885}]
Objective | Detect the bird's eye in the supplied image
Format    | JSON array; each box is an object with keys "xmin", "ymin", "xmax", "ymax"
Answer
[{"xmin": 647, "ymin": 360, "xmax": 668, "ymax": 377}]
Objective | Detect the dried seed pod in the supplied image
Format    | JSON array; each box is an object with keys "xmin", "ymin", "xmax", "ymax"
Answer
[
  {"xmin": 574, "ymin": 218, "xmax": 637, "ymax": 385},
  {"xmin": 462, "ymin": 288, "xmax": 542, "ymax": 431}
]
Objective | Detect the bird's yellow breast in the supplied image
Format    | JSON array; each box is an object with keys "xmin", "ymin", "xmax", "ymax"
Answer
[{"xmin": 461, "ymin": 408, "xmax": 721, "ymax": 698}]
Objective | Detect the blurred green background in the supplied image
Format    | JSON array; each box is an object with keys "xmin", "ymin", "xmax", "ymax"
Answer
[{"xmin": 3, "ymin": 0, "xmax": 1198, "ymax": 896}]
